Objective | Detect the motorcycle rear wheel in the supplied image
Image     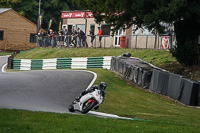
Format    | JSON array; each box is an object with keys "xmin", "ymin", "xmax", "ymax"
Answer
[{"xmin": 82, "ymin": 101, "xmax": 96, "ymax": 114}]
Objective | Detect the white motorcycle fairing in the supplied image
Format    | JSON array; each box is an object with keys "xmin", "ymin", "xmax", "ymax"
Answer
[{"xmin": 73, "ymin": 89, "xmax": 104, "ymax": 112}]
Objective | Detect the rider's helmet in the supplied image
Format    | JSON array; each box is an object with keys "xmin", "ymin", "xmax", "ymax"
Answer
[{"xmin": 99, "ymin": 82, "xmax": 107, "ymax": 90}]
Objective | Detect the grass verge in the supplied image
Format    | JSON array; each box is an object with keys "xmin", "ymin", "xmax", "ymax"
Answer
[
  {"xmin": 0, "ymin": 52, "xmax": 11, "ymax": 56},
  {"xmin": 1, "ymin": 69, "xmax": 200, "ymax": 132},
  {"xmin": 2, "ymin": 48, "xmax": 200, "ymax": 132},
  {"xmin": 14, "ymin": 48, "xmax": 176, "ymax": 67},
  {"xmin": 14, "ymin": 48, "xmax": 200, "ymax": 80}
]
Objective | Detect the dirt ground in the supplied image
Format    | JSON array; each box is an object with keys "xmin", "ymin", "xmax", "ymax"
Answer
[{"xmin": 160, "ymin": 62, "xmax": 200, "ymax": 81}]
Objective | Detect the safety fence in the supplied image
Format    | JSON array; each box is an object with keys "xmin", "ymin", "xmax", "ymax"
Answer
[
  {"xmin": 12, "ymin": 56, "xmax": 111, "ymax": 70},
  {"xmin": 111, "ymin": 56, "xmax": 200, "ymax": 106},
  {"xmin": 35, "ymin": 35, "xmax": 174, "ymax": 49}
]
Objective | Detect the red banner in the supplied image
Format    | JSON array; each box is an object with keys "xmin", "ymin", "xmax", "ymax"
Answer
[
  {"xmin": 86, "ymin": 12, "xmax": 93, "ymax": 18},
  {"xmin": 62, "ymin": 12, "xmax": 86, "ymax": 18},
  {"xmin": 62, "ymin": 11, "xmax": 122, "ymax": 19}
]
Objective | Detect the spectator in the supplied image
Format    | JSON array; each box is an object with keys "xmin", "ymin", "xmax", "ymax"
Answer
[
  {"xmin": 167, "ymin": 28, "xmax": 174, "ymax": 36},
  {"xmin": 36, "ymin": 30, "xmax": 44, "ymax": 47},
  {"xmin": 48, "ymin": 29, "xmax": 56, "ymax": 47},
  {"xmin": 63, "ymin": 28, "xmax": 69, "ymax": 47},
  {"xmin": 76, "ymin": 27, "xmax": 81, "ymax": 48},
  {"xmin": 97, "ymin": 26, "xmax": 104, "ymax": 48},
  {"xmin": 71, "ymin": 29, "xmax": 77, "ymax": 47},
  {"xmin": 88, "ymin": 29, "xmax": 95, "ymax": 47},
  {"xmin": 57, "ymin": 31, "xmax": 62, "ymax": 47},
  {"xmin": 167, "ymin": 28, "xmax": 174, "ymax": 48},
  {"xmin": 78, "ymin": 29, "xmax": 88, "ymax": 48}
]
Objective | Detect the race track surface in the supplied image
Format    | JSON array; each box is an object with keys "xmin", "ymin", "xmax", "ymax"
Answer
[{"xmin": 0, "ymin": 70, "xmax": 95, "ymax": 113}]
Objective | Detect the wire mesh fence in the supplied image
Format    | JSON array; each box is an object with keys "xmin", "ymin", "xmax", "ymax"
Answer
[{"xmin": 35, "ymin": 34, "xmax": 175, "ymax": 49}]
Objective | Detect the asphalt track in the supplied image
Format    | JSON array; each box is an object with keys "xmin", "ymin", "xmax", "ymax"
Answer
[
  {"xmin": 0, "ymin": 70, "xmax": 96, "ymax": 113},
  {"xmin": 0, "ymin": 55, "xmax": 136, "ymax": 120}
]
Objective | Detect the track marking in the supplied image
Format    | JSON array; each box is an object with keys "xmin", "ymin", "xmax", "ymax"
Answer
[
  {"xmin": 0, "ymin": 68, "xmax": 148, "ymax": 120},
  {"xmin": 1, "ymin": 63, "xmax": 7, "ymax": 73}
]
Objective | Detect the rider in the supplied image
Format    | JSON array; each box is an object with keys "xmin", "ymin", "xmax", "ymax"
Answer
[{"xmin": 76, "ymin": 82, "xmax": 107, "ymax": 102}]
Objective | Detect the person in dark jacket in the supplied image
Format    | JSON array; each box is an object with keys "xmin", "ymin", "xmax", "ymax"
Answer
[
  {"xmin": 78, "ymin": 29, "xmax": 88, "ymax": 48},
  {"xmin": 88, "ymin": 29, "xmax": 95, "ymax": 47}
]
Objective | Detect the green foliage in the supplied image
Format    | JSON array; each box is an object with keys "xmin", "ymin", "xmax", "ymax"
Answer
[
  {"xmin": 0, "ymin": 0, "xmax": 21, "ymax": 8},
  {"xmin": 171, "ymin": 45, "xmax": 197, "ymax": 65},
  {"xmin": 73, "ymin": 0, "xmax": 200, "ymax": 34},
  {"xmin": 13, "ymin": 0, "xmax": 76, "ymax": 32},
  {"xmin": 73, "ymin": 0, "xmax": 200, "ymax": 64},
  {"xmin": 0, "ymin": 52, "xmax": 11, "ymax": 56}
]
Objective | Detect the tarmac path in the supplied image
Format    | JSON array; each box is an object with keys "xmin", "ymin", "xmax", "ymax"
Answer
[
  {"xmin": 0, "ymin": 70, "xmax": 95, "ymax": 113},
  {"xmin": 0, "ymin": 55, "xmax": 135, "ymax": 120}
]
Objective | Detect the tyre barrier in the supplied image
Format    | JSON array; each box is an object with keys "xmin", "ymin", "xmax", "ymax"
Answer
[
  {"xmin": 149, "ymin": 69, "xmax": 200, "ymax": 106},
  {"xmin": 111, "ymin": 56, "xmax": 154, "ymax": 89},
  {"xmin": 111, "ymin": 56, "xmax": 200, "ymax": 106},
  {"xmin": 12, "ymin": 56, "xmax": 112, "ymax": 70}
]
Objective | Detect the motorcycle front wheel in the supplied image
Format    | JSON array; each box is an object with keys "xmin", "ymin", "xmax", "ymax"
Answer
[
  {"xmin": 68, "ymin": 104, "xmax": 75, "ymax": 112},
  {"xmin": 82, "ymin": 101, "xmax": 96, "ymax": 114}
]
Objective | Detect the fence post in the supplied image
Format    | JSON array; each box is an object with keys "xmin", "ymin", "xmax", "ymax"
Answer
[
  {"xmin": 146, "ymin": 35, "xmax": 148, "ymax": 49},
  {"xmin": 158, "ymin": 36, "xmax": 160, "ymax": 49},
  {"xmin": 154, "ymin": 35, "xmax": 157, "ymax": 49},
  {"xmin": 135, "ymin": 35, "xmax": 137, "ymax": 49},
  {"xmin": 94, "ymin": 36, "xmax": 96, "ymax": 49},
  {"xmin": 104, "ymin": 36, "xmax": 106, "ymax": 48}
]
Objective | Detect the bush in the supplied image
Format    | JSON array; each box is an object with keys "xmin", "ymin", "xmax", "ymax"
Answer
[{"xmin": 171, "ymin": 45, "xmax": 196, "ymax": 65}]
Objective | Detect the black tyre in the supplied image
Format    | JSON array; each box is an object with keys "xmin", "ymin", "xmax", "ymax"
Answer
[
  {"xmin": 94, "ymin": 105, "xmax": 99, "ymax": 110},
  {"xmin": 82, "ymin": 101, "xmax": 96, "ymax": 114},
  {"xmin": 68, "ymin": 104, "xmax": 75, "ymax": 112}
]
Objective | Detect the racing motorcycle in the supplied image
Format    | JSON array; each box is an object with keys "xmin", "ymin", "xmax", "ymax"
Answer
[{"xmin": 68, "ymin": 82, "xmax": 107, "ymax": 114}]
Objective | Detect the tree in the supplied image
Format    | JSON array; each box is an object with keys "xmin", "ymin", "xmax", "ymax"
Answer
[
  {"xmin": 74, "ymin": 0, "xmax": 200, "ymax": 65},
  {"xmin": 0, "ymin": 0, "xmax": 21, "ymax": 8},
  {"xmin": 13, "ymin": 0, "xmax": 76, "ymax": 33}
]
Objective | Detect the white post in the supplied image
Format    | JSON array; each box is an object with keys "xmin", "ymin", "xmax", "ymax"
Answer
[{"xmin": 39, "ymin": 0, "xmax": 41, "ymax": 15}]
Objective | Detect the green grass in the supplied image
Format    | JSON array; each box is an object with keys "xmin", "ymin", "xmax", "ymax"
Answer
[
  {"xmin": 0, "ymin": 109, "xmax": 199, "ymax": 133},
  {"xmin": 2, "ymin": 48, "xmax": 200, "ymax": 132},
  {"xmin": 15, "ymin": 48, "xmax": 176, "ymax": 67},
  {"xmin": 0, "ymin": 52, "xmax": 11, "ymax": 56},
  {"xmin": 1, "ymin": 69, "xmax": 200, "ymax": 132}
]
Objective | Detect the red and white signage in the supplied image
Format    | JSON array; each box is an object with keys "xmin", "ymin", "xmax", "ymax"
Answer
[
  {"xmin": 62, "ymin": 12, "xmax": 96, "ymax": 18},
  {"xmin": 162, "ymin": 37, "xmax": 169, "ymax": 49},
  {"xmin": 62, "ymin": 12, "xmax": 86, "ymax": 18},
  {"xmin": 86, "ymin": 12, "xmax": 94, "ymax": 18}
]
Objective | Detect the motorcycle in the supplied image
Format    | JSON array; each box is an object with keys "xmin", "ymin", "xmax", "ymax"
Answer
[{"xmin": 68, "ymin": 82, "xmax": 107, "ymax": 114}]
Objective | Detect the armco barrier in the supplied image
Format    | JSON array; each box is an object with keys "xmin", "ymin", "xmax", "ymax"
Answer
[{"xmin": 12, "ymin": 56, "xmax": 112, "ymax": 70}]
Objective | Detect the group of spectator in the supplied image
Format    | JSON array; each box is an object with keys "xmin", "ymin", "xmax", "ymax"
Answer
[{"xmin": 36, "ymin": 26, "xmax": 104, "ymax": 48}]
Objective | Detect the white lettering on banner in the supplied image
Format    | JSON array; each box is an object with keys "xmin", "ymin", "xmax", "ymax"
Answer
[
  {"xmin": 69, "ymin": 13, "xmax": 72, "ymax": 17},
  {"xmin": 63, "ymin": 13, "xmax": 72, "ymax": 18},
  {"xmin": 62, "ymin": 12, "xmax": 86, "ymax": 18}
]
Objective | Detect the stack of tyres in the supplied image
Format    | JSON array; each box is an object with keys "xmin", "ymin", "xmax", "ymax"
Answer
[{"xmin": 179, "ymin": 78, "xmax": 200, "ymax": 106}]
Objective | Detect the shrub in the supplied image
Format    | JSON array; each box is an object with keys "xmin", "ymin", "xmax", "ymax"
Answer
[{"xmin": 171, "ymin": 45, "xmax": 196, "ymax": 65}]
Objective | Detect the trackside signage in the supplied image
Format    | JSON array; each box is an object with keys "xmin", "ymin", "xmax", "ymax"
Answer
[{"xmin": 62, "ymin": 12, "xmax": 94, "ymax": 18}]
